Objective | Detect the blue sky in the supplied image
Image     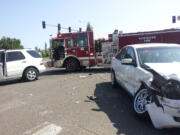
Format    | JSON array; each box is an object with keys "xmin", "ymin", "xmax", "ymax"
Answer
[{"xmin": 1, "ymin": 0, "xmax": 180, "ymax": 49}]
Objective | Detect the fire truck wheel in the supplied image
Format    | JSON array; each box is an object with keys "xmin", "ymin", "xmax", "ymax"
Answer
[{"xmin": 65, "ymin": 58, "xmax": 79, "ymax": 72}]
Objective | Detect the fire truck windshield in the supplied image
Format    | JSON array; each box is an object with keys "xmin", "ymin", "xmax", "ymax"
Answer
[{"xmin": 52, "ymin": 39, "xmax": 64, "ymax": 49}]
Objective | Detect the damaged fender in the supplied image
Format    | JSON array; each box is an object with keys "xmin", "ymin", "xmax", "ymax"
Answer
[{"xmin": 144, "ymin": 67, "xmax": 180, "ymax": 129}]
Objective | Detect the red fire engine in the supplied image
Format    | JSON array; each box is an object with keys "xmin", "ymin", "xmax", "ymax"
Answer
[{"xmin": 49, "ymin": 31, "xmax": 109, "ymax": 71}]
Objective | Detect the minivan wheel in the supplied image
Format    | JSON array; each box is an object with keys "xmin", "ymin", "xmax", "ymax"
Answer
[
  {"xmin": 133, "ymin": 88, "xmax": 152, "ymax": 118},
  {"xmin": 111, "ymin": 70, "xmax": 118, "ymax": 88},
  {"xmin": 24, "ymin": 68, "xmax": 38, "ymax": 81}
]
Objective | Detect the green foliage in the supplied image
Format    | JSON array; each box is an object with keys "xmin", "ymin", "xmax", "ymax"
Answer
[
  {"xmin": 0, "ymin": 37, "xmax": 24, "ymax": 49},
  {"xmin": 41, "ymin": 51, "xmax": 49, "ymax": 58}
]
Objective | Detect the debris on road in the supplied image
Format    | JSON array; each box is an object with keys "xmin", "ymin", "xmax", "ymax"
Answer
[
  {"xmin": 79, "ymin": 75, "xmax": 87, "ymax": 78},
  {"xmin": 75, "ymin": 101, "xmax": 80, "ymax": 104},
  {"xmin": 86, "ymin": 95, "xmax": 99, "ymax": 102}
]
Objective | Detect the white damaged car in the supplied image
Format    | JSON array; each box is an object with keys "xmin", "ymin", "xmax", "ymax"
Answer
[{"xmin": 111, "ymin": 43, "xmax": 180, "ymax": 129}]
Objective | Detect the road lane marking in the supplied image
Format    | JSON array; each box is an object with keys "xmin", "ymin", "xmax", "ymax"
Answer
[{"xmin": 23, "ymin": 122, "xmax": 62, "ymax": 135}]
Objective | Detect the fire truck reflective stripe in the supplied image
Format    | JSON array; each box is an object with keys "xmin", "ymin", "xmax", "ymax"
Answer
[{"xmin": 79, "ymin": 57, "xmax": 95, "ymax": 60}]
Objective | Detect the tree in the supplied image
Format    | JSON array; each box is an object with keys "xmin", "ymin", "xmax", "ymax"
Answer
[
  {"xmin": 86, "ymin": 22, "xmax": 93, "ymax": 31},
  {"xmin": 0, "ymin": 37, "xmax": 24, "ymax": 49}
]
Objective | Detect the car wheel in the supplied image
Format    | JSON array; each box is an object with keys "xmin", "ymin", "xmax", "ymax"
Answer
[
  {"xmin": 65, "ymin": 59, "xmax": 79, "ymax": 72},
  {"xmin": 111, "ymin": 70, "xmax": 118, "ymax": 87},
  {"xmin": 24, "ymin": 68, "xmax": 38, "ymax": 81},
  {"xmin": 133, "ymin": 88, "xmax": 152, "ymax": 118}
]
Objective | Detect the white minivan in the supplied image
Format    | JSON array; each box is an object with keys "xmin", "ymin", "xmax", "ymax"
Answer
[{"xmin": 0, "ymin": 49, "xmax": 46, "ymax": 82}]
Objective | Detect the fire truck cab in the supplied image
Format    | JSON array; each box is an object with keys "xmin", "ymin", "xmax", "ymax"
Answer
[{"xmin": 50, "ymin": 31, "xmax": 96, "ymax": 71}]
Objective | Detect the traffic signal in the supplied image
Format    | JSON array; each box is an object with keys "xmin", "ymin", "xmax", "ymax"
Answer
[
  {"xmin": 172, "ymin": 16, "xmax": 176, "ymax": 23},
  {"xmin": 69, "ymin": 27, "xmax": 71, "ymax": 32},
  {"xmin": 42, "ymin": 21, "xmax": 46, "ymax": 29},
  {"xmin": 58, "ymin": 24, "xmax": 61, "ymax": 31}
]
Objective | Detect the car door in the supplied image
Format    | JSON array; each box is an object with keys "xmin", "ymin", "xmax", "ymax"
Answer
[
  {"xmin": 6, "ymin": 51, "xmax": 26, "ymax": 77},
  {"xmin": 120, "ymin": 47, "xmax": 137, "ymax": 95},
  {"xmin": 0, "ymin": 51, "xmax": 5, "ymax": 79},
  {"xmin": 114, "ymin": 48, "xmax": 127, "ymax": 88}
]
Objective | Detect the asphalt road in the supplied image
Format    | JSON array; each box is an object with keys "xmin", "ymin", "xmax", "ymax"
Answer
[{"xmin": 0, "ymin": 68, "xmax": 180, "ymax": 135}]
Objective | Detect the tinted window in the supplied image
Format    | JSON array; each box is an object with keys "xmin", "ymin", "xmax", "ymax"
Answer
[
  {"xmin": 76, "ymin": 33, "xmax": 87, "ymax": 47},
  {"xmin": 6, "ymin": 51, "xmax": 25, "ymax": 62},
  {"xmin": 27, "ymin": 50, "xmax": 41, "ymax": 58}
]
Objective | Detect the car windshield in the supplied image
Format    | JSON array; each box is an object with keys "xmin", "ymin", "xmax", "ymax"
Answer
[{"xmin": 137, "ymin": 46, "xmax": 180, "ymax": 67}]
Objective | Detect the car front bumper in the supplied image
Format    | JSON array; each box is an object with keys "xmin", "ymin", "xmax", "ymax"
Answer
[{"xmin": 146, "ymin": 97, "xmax": 180, "ymax": 129}]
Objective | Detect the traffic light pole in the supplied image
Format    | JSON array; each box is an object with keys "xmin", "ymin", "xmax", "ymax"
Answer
[{"xmin": 42, "ymin": 21, "xmax": 81, "ymax": 33}]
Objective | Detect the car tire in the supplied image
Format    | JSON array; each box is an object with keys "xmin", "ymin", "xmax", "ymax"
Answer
[
  {"xmin": 65, "ymin": 59, "xmax": 79, "ymax": 72},
  {"xmin": 111, "ymin": 70, "xmax": 118, "ymax": 88},
  {"xmin": 133, "ymin": 88, "xmax": 152, "ymax": 119},
  {"xmin": 23, "ymin": 68, "xmax": 38, "ymax": 81}
]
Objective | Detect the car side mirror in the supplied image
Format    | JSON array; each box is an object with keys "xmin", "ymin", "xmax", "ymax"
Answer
[{"xmin": 121, "ymin": 58, "xmax": 136, "ymax": 66}]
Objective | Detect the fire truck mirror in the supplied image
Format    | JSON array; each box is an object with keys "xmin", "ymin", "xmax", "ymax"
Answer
[{"xmin": 95, "ymin": 40, "xmax": 102, "ymax": 52}]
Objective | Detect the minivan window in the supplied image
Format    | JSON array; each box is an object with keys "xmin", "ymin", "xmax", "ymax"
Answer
[
  {"xmin": 6, "ymin": 51, "xmax": 25, "ymax": 62},
  {"xmin": 27, "ymin": 50, "xmax": 41, "ymax": 58}
]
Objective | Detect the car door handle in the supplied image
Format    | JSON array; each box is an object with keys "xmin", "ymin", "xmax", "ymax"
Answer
[{"xmin": 22, "ymin": 61, "xmax": 26, "ymax": 63}]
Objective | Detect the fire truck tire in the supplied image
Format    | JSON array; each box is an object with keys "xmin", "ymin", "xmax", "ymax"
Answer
[{"xmin": 65, "ymin": 58, "xmax": 79, "ymax": 72}]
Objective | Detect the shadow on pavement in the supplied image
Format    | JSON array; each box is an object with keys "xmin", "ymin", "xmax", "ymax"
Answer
[
  {"xmin": 90, "ymin": 82, "xmax": 180, "ymax": 135},
  {"xmin": 0, "ymin": 78, "xmax": 24, "ymax": 86}
]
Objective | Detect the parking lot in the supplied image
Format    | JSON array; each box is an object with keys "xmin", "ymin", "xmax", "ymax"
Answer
[{"xmin": 0, "ymin": 68, "xmax": 180, "ymax": 135}]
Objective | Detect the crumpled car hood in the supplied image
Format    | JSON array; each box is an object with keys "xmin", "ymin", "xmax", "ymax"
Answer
[{"xmin": 145, "ymin": 63, "xmax": 180, "ymax": 81}]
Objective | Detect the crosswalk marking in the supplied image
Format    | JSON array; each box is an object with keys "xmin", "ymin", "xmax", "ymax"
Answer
[{"xmin": 23, "ymin": 122, "xmax": 62, "ymax": 135}]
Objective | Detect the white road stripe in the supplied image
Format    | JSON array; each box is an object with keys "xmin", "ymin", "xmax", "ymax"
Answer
[{"xmin": 23, "ymin": 122, "xmax": 62, "ymax": 135}]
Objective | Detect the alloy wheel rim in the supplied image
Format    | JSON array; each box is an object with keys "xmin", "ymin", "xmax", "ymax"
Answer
[
  {"xmin": 134, "ymin": 89, "xmax": 152, "ymax": 114},
  {"xmin": 27, "ymin": 70, "xmax": 36, "ymax": 80}
]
